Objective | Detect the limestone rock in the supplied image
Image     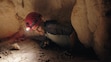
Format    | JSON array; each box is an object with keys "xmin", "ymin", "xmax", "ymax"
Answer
[
  {"xmin": 71, "ymin": 0, "xmax": 111, "ymax": 60},
  {"xmin": 10, "ymin": 43, "xmax": 20, "ymax": 50}
]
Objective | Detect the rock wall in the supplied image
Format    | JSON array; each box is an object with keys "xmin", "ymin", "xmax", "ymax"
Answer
[
  {"xmin": 71, "ymin": 0, "xmax": 111, "ymax": 60},
  {"xmin": 0, "ymin": 0, "xmax": 20, "ymax": 38},
  {"xmin": 0, "ymin": 0, "xmax": 75, "ymax": 39}
]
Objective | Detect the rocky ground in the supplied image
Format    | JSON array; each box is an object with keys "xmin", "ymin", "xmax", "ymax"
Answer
[{"xmin": 0, "ymin": 38, "xmax": 99, "ymax": 62}]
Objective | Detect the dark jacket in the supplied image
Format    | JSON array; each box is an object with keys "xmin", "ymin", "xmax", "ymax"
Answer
[{"xmin": 44, "ymin": 20, "xmax": 74, "ymax": 35}]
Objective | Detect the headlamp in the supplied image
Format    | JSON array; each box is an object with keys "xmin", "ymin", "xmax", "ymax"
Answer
[
  {"xmin": 26, "ymin": 27, "xmax": 31, "ymax": 31},
  {"xmin": 25, "ymin": 19, "xmax": 42, "ymax": 31}
]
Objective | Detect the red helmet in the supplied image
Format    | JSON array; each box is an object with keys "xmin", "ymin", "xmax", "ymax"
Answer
[{"xmin": 25, "ymin": 12, "xmax": 42, "ymax": 29}]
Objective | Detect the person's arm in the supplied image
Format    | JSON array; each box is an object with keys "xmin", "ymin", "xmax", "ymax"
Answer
[
  {"xmin": 56, "ymin": 24, "xmax": 74, "ymax": 35},
  {"xmin": 29, "ymin": 35, "xmax": 47, "ymax": 41}
]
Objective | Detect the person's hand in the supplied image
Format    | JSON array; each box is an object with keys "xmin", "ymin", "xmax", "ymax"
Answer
[{"xmin": 32, "ymin": 26, "xmax": 45, "ymax": 36}]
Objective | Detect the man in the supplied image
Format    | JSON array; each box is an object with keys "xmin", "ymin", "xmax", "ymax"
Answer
[{"xmin": 24, "ymin": 12, "xmax": 76, "ymax": 49}]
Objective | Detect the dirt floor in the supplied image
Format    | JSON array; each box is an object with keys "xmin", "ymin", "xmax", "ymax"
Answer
[{"xmin": 0, "ymin": 37, "xmax": 99, "ymax": 62}]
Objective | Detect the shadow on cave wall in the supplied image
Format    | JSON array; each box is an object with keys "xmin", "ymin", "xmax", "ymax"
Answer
[{"xmin": 33, "ymin": 0, "xmax": 75, "ymax": 24}]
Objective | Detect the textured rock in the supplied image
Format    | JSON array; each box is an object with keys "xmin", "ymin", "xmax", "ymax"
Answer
[
  {"xmin": 10, "ymin": 43, "xmax": 20, "ymax": 50},
  {"xmin": 0, "ymin": 0, "xmax": 19, "ymax": 38},
  {"xmin": 71, "ymin": 0, "xmax": 111, "ymax": 60}
]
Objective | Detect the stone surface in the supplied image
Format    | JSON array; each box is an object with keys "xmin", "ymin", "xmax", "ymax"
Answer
[
  {"xmin": 0, "ymin": 39, "xmax": 98, "ymax": 62},
  {"xmin": 10, "ymin": 43, "xmax": 20, "ymax": 50},
  {"xmin": 0, "ymin": 0, "xmax": 20, "ymax": 38},
  {"xmin": 71, "ymin": 0, "xmax": 111, "ymax": 60}
]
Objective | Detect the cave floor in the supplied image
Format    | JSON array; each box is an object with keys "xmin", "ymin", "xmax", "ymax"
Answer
[{"xmin": 0, "ymin": 38, "xmax": 99, "ymax": 62}]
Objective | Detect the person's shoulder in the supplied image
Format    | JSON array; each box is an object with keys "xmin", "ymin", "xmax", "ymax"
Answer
[
  {"xmin": 45, "ymin": 20, "xmax": 58, "ymax": 24},
  {"xmin": 44, "ymin": 20, "xmax": 58, "ymax": 26}
]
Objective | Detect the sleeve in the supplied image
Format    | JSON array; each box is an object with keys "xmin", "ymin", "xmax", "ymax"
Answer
[
  {"xmin": 32, "ymin": 34, "xmax": 54, "ymax": 41},
  {"xmin": 44, "ymin": 20, "xmax": 74, "ymax": 35},
  {"xmin": 31, "ymin": 35, "xmax": 47, "ymax": 41}
]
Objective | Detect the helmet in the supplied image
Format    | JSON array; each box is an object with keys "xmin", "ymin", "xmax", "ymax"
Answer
[{"xmin": 25, "ymin": 12, "xmax": 42, "ymax": 29}]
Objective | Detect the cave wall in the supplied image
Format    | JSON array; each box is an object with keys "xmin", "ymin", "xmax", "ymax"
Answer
[
  {"xmin": 71, "ymin": 0, "xmax": 111, "ymax": 60},
  {"xmin": 0, "ymin": 0, "xmax": 75, "ymax": 39},
  {"xmin": 0, "ymin": 0, "xmax": 20, "ymax": 38},
  {"xmin": 1, "ymin": 0, "xmax": 111, "ymax": 60}
]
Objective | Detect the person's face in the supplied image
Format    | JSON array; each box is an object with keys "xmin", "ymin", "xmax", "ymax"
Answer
[{"xmin": 32, "ymin": 23, "xmax": 45, "ymax": 36}]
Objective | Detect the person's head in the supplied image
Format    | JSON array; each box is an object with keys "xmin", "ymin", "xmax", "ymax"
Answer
[{"xmin": 25, "ymin": 12, "xmax": 45, "ymax": 35}]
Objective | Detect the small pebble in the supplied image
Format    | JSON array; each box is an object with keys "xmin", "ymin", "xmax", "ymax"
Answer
[{"xmin": 10, "ymin": 43, "xmax": 20, "ymax": 50}]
